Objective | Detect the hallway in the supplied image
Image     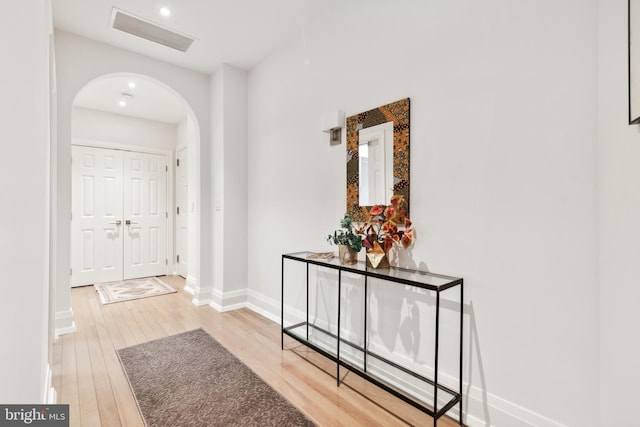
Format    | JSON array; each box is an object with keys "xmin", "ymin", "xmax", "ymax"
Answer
[{"xmin": 52, "ymin": 277, "xmax": 454, "ymax": 426}]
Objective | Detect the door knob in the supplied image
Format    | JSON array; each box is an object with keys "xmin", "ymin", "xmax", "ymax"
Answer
[
  {"xmin": 125, "ymin": 219, "xmax": 138, "ymax": 225},
  {"xmin": 109, "ymin": 220, "xmax": 122, "ymax": 225}
]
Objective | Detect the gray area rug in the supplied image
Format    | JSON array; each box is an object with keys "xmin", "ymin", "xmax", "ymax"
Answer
[
  {"xmin": 95, "ymin": 277, "xmax": 176, "ymax": 304},
  {"xmin": 117, "ymin": 328, "xmax": 316, "ymax": 427}
]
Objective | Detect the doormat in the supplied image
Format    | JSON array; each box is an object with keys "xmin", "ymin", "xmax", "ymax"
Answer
[
  {"xmin": 95, "ymin": 277, "xmax": 176, "ymax": 304},
  {"xmin": 117, "ymin": 329, "xmax": 316, "ymax": 427}
]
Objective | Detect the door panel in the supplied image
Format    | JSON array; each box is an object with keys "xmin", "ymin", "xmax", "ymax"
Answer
[
  {"xmin": 72, "ymin": 146, "xmax": 168, "ymax": 286},
  {"xmin": 123, "ymin": 151, "xmax": 168, "ymax": 279},
  {"xmin": 176, "ymin": 147, "xmax": 188, "ymax": 277},
  {"xmin": 71, "ymin": 146, "xmax": 123, "ymax": 286}
]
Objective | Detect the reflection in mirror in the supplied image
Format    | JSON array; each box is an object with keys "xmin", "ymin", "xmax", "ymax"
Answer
[
  {"xmin": 358, "ymin": 121, "xmax": 394, "ymax": 206},
  {"xmin": 346, "ymin": 98, "xmax": 410, "ymax": 222}
]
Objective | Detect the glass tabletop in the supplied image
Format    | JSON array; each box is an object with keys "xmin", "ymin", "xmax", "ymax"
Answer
[{"xmin": 283, "ymin": 251, "xmax": 462, "ymax": 290}]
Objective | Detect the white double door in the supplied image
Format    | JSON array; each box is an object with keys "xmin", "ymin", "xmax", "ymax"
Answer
[{"xmin": 71, "ymin": 146, "xmax": 168, "ymax": 287}]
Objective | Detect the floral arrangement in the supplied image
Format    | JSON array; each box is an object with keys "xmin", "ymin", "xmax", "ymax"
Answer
[
  {"xmin": 326, "ymin": 213, "xmax": 364, "ymax": 252},
  {"xmin": 359, "ymin": 194, "xmax": 415, "ymax": 251}
]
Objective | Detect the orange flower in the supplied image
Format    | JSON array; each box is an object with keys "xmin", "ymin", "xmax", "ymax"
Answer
[
  {"xmin": 384, "ymin": 206, "xmax": 396, "ymax": 219},
  {"xmin": 390, "ymin": 194, "xmax": 404, "ymax": 206},
  {"xmin": 401, "ymin": 230, "xmax": 414, "ymax": 249},
  {"xmin": 363, "ymin": 195, "xmax": 415, "ymax": 253},
  {"xmin": 370, "ymin": 205, "xmax": 384, "ymax": 216},
  {"xmin": 381, "ymin": 221, "xmax": 397, "ymax": 234}
]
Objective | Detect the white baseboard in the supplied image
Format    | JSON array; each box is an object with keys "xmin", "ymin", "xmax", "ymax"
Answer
[
  {"xmin": 191, "ymin": 282, "xmax": 213, "ymax": 306},
  {"xmin": 246, "ymin": 289, "xmax": 280, "ymax": 323},
  {"xmin": 184, "ymin": 275, "xmax": 197, "ymax": 295},
  {"xmin": 54, "ymin": 309, "xmax": 76, "ymax": 338},
  {"xmin": 243, "ymin": 288, "xmax": 567, "ymax": 427},
  {"xmin": 209, "ymin": 288, "xmax": 248, "ymax": 312},
  {"xmin": 43, "ymin": 364, "xmax": 56, "ymax": 404}
]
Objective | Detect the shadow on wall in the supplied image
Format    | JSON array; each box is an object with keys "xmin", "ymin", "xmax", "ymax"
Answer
[
  {"xmin": 466, "ymin": 300, "xmax": 490, "ymax": 426},
  {"xmin": 305, "ymin": 258, "xmax": 490, "ymax": 425},
  {"xmin": 369, "ymin": 260, "xmax": 490, "ymax": 425}
]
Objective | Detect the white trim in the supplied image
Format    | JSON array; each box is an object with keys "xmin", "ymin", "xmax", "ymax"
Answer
[
  {"xmin": 209, "ymin": 288, "xmax": 248, "ymax": 312},
  {"xmin": 72, "ymin": 138, "xmax": 172, "ymax": 156},
  {"xmin": 246, "ymin": 289, "xmax": 281, "ymax": 322},
  {"xmin": 192, "ymin": 295, "xmax": 212, "ymax": 306},
  {"xmin": 43, "ymin": 364, "xmax": 56, "ymax": 404},
  {"xmin": 184, "ymin": 275, "xmax": 197, "ymax": 295},
  {"xmin": 246, "ymin": 301, "xmax": 280, "ymax": 324},
  {"xmin": 54, "ymin": 309, "xmax": 76, "ymax": 338},
  {"xmin": 191, "ymin": 283, "xmax": 213, "ymax": 306}
]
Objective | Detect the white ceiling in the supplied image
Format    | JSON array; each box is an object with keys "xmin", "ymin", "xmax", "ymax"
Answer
[
  {"xmin": 52, "ymin": 0, "xmax": 338, "ymax": 74},
  {"xmin": 53, "ymin": 0, "xmax": 339, "ymax": 124},
  {"xmin": 73, "ymin": 75, "xmax": 188, "ymax": 124}
]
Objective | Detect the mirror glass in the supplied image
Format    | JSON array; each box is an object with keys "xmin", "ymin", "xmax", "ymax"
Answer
[
  {"xmin": 358, "ymin": 121, "xmax": 394, "ymax": 206},
  {"xmin": 346, "ymin": 98, "xmax": 410, "ymax": 222}
]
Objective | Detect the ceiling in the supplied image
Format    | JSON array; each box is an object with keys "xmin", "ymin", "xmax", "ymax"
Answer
[
  {"xmin": 52, "ymin": 0, "xmax": 338, "ymax": 74},
  {"xmin": 73, "ymin": 75, "xmax": 188, "ymax": 123},
  {"xmin": 53, "ymin": 0, "xmax": 339, "ymax": 124}
]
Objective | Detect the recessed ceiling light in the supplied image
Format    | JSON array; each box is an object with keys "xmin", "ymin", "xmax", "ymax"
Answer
[
  {"xmin": 119, "ymin": 92, "xmax": 133, "ymax": 107},
  {"xmin": 128, "ymin": 81, "xmax": 136, "ymax": 89},
  {"xmin": 159, "ymin": 7, "xmax": 171, "ymax": 17}
]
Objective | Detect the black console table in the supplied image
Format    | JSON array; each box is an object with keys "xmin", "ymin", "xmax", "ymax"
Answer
[{"xmin": 281, "ymin": 251, "xmax": 463, "ymax": 426}]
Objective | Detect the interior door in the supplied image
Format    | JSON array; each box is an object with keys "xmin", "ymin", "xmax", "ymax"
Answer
[
  {"xmin": 367, "ymin": 137, "xmax": 386, "ymax": 204},
  {"xmin": 71, "ymin": 146, "xmax": 124, "ymax": 286},
  {"xmin": 123, "ymin": 151, "xmax": 168, "ymax": 279},
  {"xmin": 175, "ymin": 146, "xmax": 188, "ymax": 278},
  {"xmin": 71, "ymin": 146, "xmax": 168, "ymax": 286}
]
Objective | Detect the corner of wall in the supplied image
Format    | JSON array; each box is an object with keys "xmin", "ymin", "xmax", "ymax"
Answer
[{"xmin": 54, "ymin": 309, "xmax": 76, "ymax": 338}]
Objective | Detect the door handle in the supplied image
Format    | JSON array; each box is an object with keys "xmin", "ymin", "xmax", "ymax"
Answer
[
  {"xmin": 125, "ymin": 220, "xmax": 138, "ymax": 225},
  {"xmin": 109, "ymin": 220, "xmax": 122, "ymax": 225}
]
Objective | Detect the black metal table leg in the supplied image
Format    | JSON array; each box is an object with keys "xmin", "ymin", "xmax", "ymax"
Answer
[
  {"xmin": 337, "ymin": 270, "xmax": 342, "ymax": 387},
  {"xmin": 306, "ymin": 263, "xmax": 309, "ymax": 341},
  {"xmin": 364, "ymin": 275, "xmax": 368, "ymax": 373},
  {"xmin": 280, "ymin": 257, "xmax": 284, "ymax": 350},
  {"xmin": 434, "ymin": 291, "xmax": 440, "ymax": 427},
  {"xmin": 459, "ymin": 280, "xmax": 464, "ymax": 425}
]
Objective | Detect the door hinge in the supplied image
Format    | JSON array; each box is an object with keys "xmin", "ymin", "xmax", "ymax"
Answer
[
  {"xmin": 166, "ymin": 165, "xmax": 168, "ymax": 172},
  {"xmin": 165, "ymin": 259, "xmax": 168, "ymax": 265},
  {"xmin": 177, "ymin": 206, "xmax": 180, "ymax": 215},
  {"xmin": 166, "ymin": 212, "xmax": 168, "ymax": 218},
  {"xmin": 177, "ymin": 158, "xmax": 180, "ymax": 167},
  {"xmin": 70, "ymin": 268, "xmax": 72, "ymax": 276},
  {"xmin": 177, "ymin": 254, "xmax": 180, "ymax": 263}
]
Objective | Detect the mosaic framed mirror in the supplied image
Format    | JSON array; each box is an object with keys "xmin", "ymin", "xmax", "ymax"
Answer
[{"xmin": 346, "ymin": 98, "xmax": 410, "ymax": 222}]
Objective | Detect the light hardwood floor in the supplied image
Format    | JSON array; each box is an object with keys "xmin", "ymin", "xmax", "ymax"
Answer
[{"xmin": 52, "ymin": 276, "xmax": 460, "ymax": 426}]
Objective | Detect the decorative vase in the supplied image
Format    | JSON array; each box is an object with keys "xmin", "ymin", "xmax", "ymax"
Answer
[
  {"xmin": 338, "ymin": 245, "xmax": 358, "ymax": 265},
  {"xmin": 366, "ymin": 241, "xmax": 390, "ymax": 269}
]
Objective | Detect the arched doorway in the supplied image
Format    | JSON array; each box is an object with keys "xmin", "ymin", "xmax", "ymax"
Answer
[{"xmin": 69, "ymin": 73, "xmax": 200, "ymax": 288}]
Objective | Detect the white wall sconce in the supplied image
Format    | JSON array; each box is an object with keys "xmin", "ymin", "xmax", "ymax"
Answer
[{"xmin": 321, "ymin": 110, "xmax": 345, "ymax": 146}]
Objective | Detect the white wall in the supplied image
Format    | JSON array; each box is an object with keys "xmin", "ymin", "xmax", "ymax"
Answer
[
  {"xmin": 597, "ymin": 0, "xmax": 640, "ymax": 425},
  {"xmin": 72, "ymin": 107, "xmax": 178, "ymax": 150},
  {"xmin": 248, "ymin": 0, "xmax": 598, "ymax": 425},
  {"xmin": 0, "ymin": 0, "xmax": 52, "ymax": 403},
  {"xmin": 54, "ymin": 31, "xmax": 211, "ymax": 330},
  {"xmin": 210, "ymin": 64, "xmax": 249, "ymax": 310}
]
